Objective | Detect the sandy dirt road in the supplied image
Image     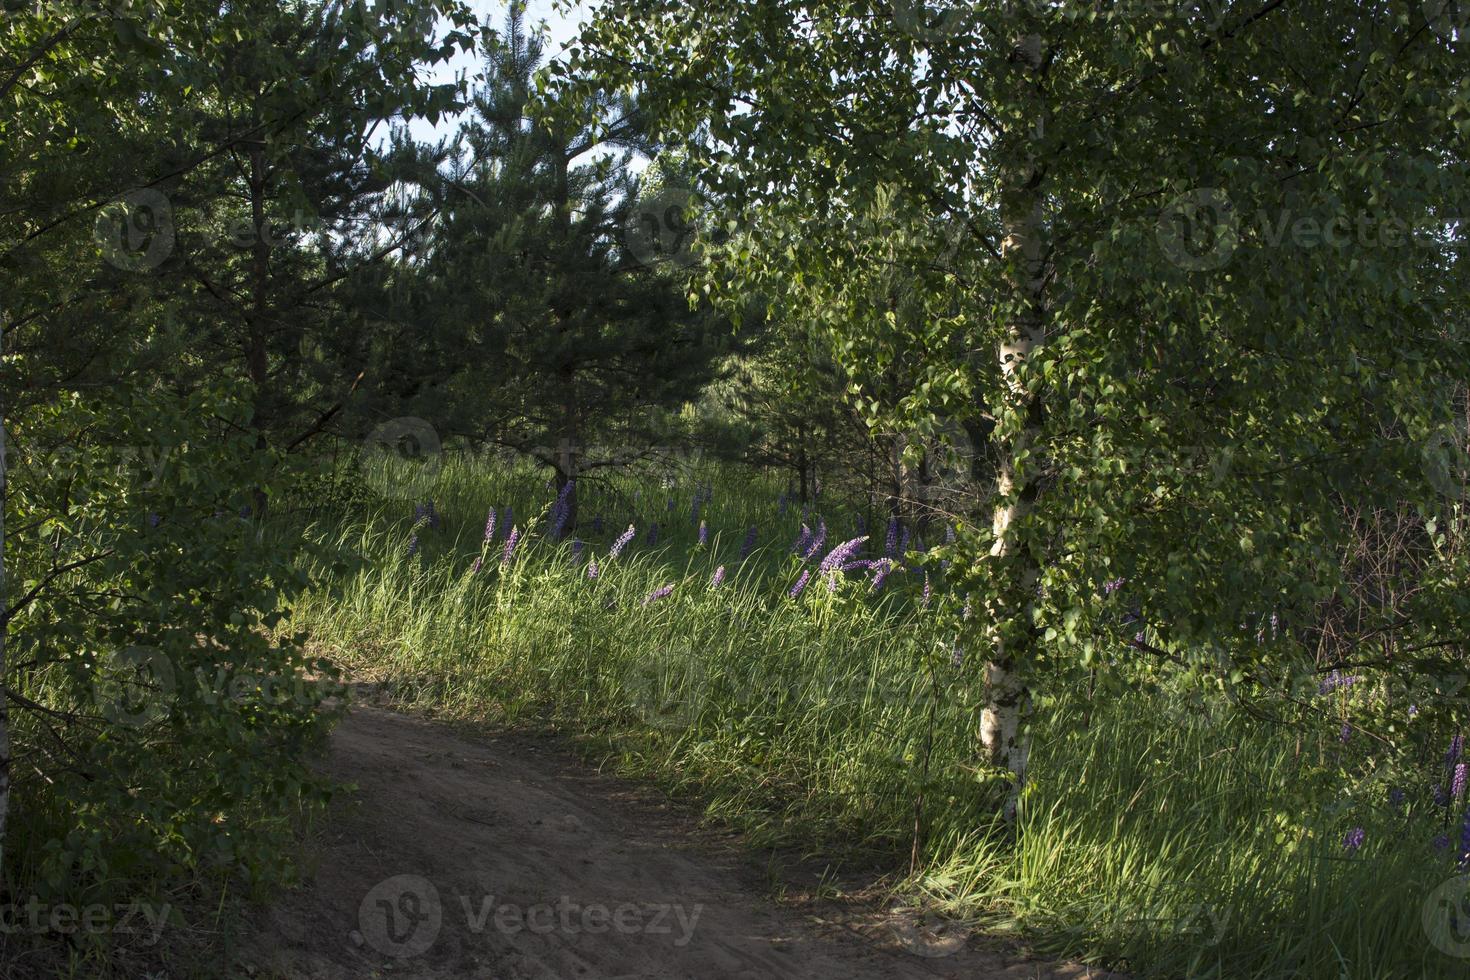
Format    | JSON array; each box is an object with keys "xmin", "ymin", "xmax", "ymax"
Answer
[{"xmin": 239, "ymin": 704, "xmax": 1116, "ymax": 980}]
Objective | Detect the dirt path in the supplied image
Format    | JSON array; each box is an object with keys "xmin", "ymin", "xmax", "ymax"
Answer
[{"xmin": 239, "ymin": 705, "xmax": 1115, "ymax": 979}]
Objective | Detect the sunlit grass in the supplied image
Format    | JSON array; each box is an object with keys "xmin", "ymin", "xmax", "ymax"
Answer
[{"xmin": 284, "ymin": 452, "xmax": 1468, "ymax": 978}]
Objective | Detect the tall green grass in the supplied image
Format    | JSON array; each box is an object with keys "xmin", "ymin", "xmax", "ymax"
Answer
[{"xmin": 283, "ymin": 452, "xmax": 1468, "ymax": 978}]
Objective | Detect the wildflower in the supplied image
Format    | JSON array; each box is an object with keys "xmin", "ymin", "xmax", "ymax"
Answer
[
  {"xmin": 592, "ymin": 515, "xmax": 604, "ymax": 533},
  {"xmin": 470, "ymin": 555, "xmax": 482, "ymax": 574},
  {"xmin": 802, "ymin": 519, "xmax": 827, "ymax": 561},
  {"xmin": 962, "ymin": 596, "xmax": 973, "ymax": 620},
  {"xmin": 587, "ymin": 558, "xmax": 599, "ymax": 579},
  {"xmin": 1450, "ymin": 735, "xmax": 1465, "ymax": 767},
  {"xmin": 1133, "ymin": 630, "xmax": 1146, "ymax": 645},
  {"xmin": 643, "ymin": 583, "xmax": 675, "ymax": 606},
  {"xmin": 501, "ymin": 527, "xmax": 520, "ymax": 565},
  {"xmin": 666, "ymin": 496, "xmax": 676, "ymax": 513},
  {"xmin": 1318, "ymin": 670, "xmax": 1362, "ymax": 695},
  {"xmin": 945, "ymin": 524, "xmax": 956, "ymax": 544},
  {"xmin": 483, "ymin": 507, "xmax": 497, "ymax": 542},
  {"xmin": 1436, "ymin": 784, "xmax": 1450, "ymax": 807},
  {"xmin": 147, "ymin": 512, "xmax": 161, "ymax": 528},
  {"xmin": 871, "ymin": 559, "xmax": 893, "ymax": 592},
  {"xmin": 1103, "ymin": 576, "xmax": 1126, "ymax": 596},
  {"xmin": 1342, "ymin": 827, "xmax": 1365, "ymax": 852},
  {"xmin": 792, "ymin": 523, "xmax": 812, "ymax": 555},
  {"xmin": 818, "ymin": 536, "xmax": 869, "ymax": 574},
  {"xmin": 698, "ymin": 521, "xmax": 709, "ymax": 546},
  {"xmin": 899, "ymin": 527, "xmax": 911, "ymax": 556},
  {"xmin": 549, "ymin": 481, "xmax": 575, "ymax": 540},
  {"xmin": 1339, "ymin": 723, "xmax": 1351, "ymax": 743},
  {"xmin": 789, "ymin": 569, "xmax": 811, "ymax": 599},
  {"xmin": 406, "ymin": 535, "xmax": 419, "ymax": 557},
  {"xmin": 608, "ymin": 524, "xmax": 636, "ymax": 560},
  {"xmin": 1409, "ymin": 704, "xmax": 1419, "ymax": 718},
  {"xmin": 710, "ymin": 565, "xmax": 726, "ymax": 588},
  {"xmin": 691, "ymin": 497, "xmax": 703, "ymax": 526},
  {"xmin": 572, "ymin": 539, "xmax": 585, "ymax": 559},
  {"xmin": 647, "ymin": 523, "xmax": 660, "ymax": 546},
  {"xmin": 740, "ymin": 525, "xmax": 757, "ymax": 559},
  {"xmin": 885, "ymin": 517, "xmax": 899, "ymax": 557},
  {"xmin": 950, "ymin": 638, "xmax": 963, "ymax": 668},
  {"xmin": 504, "ymin": 505, "xmax": 514, "ymax": 530},
  {"xmin": 839, "ymin": 560, "xmax": 873, "ymax": 573},
  {"xmin": 921, "ymin": 572, "xmax": 932, "ymax": 609},
  {"xmin": 1455, "ymin": 763, "xmax": 1467, "ymax": 800},
  {"xmin": 778, "ymin": 492, "xmax": 788, "ymax": 515},
  {"xmin": 1388, "ymin": 788, "xmax": 1405, "ymax": 808}
]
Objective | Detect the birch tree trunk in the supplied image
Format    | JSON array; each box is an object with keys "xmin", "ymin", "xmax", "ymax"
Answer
[{"xmin": 979, "ymin": 30, "xmax": 1049, "ymax": 824}]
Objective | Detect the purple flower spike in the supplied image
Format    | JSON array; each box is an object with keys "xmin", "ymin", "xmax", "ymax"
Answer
[
  {"xmin": 792, "ymin": 523, "xmax": 812, "ymax": 555},
  {"xmin": 483, "ymin": 507, "xmax": 498, "ymax": 542},
  {"xmin": 550, "ymin": 481, "xmax": 575, "ymax": 540},
  {"xmin": 802, "ymin": 519, "xmax": 827, "ymax": 561},
  {"xmin": 501, "ymin": 527, "xmax": 520, "ymax": 565},
  {"xmin": 962, "ymin": 596, "xmax": 973, "ymax": 620},
  {"xmin": 740, "ymin": 525, "xmax": 757, "ymax": 559},
  {"xmin": 587, "ymin": 558, "xmax": 599, "ymax": 580},
  {"xmin": 921, "ymin": 572, "xmax": 932, "ymax": 609},
  {"xmin": 608, "ymin": 524, "xmax": 636, "ymax": 560},
  {"xmin": 572, "ymin": 539, "xmax": 585, "ymax": 558},
  {"xmin": 899, "ymin": 526, "xmax": 911, "ymax": 556},
  {"xmin": 1388, "ymin": 788, "xmax": 1406, "ymax": 807},
  {"xmin": 1103, "ymin": 576, "xmax": 1126, "ymax": 595},
  {"xmin": 1343, "ymin": 827, "xmax": 1365, "ymax": 852},
  {"xmin": 1450, "ymin": 735, "xmax": 1465, "ymax": 767},
  {"xmin": 818, "ymin": 536, "xmax": 869, "ymax": 574},
  {"xmin": 778, "ymin": 493, "xmax": 788, "ymax": 516},
  {"xmin": 471, "ymin": 555, "xmax": 482, "ymax": 574},
  {"xmin": 710, "ymin": 565, "xmax": 725, "ymax": 588},
  {"xmin": 871, "ymin": 559, "xmax": 893, "ymax": 592},
  {"xmin": 592, "ymin": 515, "xmax": 604, "ymax": 533},
  {"xmin": 647, "ymin": 523, "xmax": 660, "ymax": 546},
  {"xmin": 789, "ymin": 569, "xmax": 812, "ymax": 599},
  {"xmin": 950, "ymin": 639, "xmax": 963, "ymax": 668},
  {"xmin": 643, "ymin": 583, "xmax": 675, "ymax": 606},
  {"xmin": 1454, "ymin": 764, "xmax": 1467, "ymax": 800},
  {"xmin": 406, "ymin": 535, "xmax": 419, "ymax": 557},
  {"xmin": 698, "ymin": 521, "xmax": 709, "ymax": 546},
  {"xmin": 1339, "ymin": 723, "xmax": 1351, "ymax": 743},
  {"xmin": 885, "ymin": 517, "xmax": 899, "ymax": 557}
]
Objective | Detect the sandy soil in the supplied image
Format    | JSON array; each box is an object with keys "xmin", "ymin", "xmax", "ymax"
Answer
[{"xmin": 238, "ymin": 704, "xmax": 1117, "ymax": 979}]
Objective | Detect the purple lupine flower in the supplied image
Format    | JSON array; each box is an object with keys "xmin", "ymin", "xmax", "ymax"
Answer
[
  {"xmin": 1339, "ymin": 723, "xmax": 1351, "ymax": 743},
  {"xmin": 1434, "ymin": 834, "xmax": 1452, "ymax": 851},
  {"xmin": 950, "ymin": 638, "xmax": 963, "ymax": 668},
  {"xmin": 1389, "ymin": 788, "xmax": 1406, "ymax": 808},
  {"xmin": 840, "ymin": 560, "xmax": 874, "ymax": 573},
  {"xmin": 962, "ymin": 596, "xmax": 973, "ymax": 620},
  {"xmin": 871, "ymin": 559, "xmax": 893, "ymax": 592},
  {"xmin": 643, "ymin": 583, "xmax": 675, "ymax": 606},
  {"xmin": 503, "ymin": 505, "xmax": 514, "ymax": 530},
  {"xmin": 885, "ymin": 517, "xmax": 899, "ymax": 557},
  {"xmin": 549, "ymin": 481, "xmax": 575, "ymax": 540},
  {"xmin": 740, "ymin": 525, "xmax": 757, "ymax": 559},
  {"xmin": 778, "ymin": 492, "xmax": 788, "ymax": 515},
  {"xmin": 608, "ymin": 524, "xmax": 636, "ymax": 560},
  {"xmin": 945, "ymin": 524, "xmax": 956, "ymax": 544},
  {"xmin": 898, "ymin": 526, "xmax": 911, "ymax": 556},
  {"xmin": 147, "ymin": 512, "xmax": 162, "ymax": 528},
  {"xmin": 587, "ymin": 558, "xmax": 600, "ymax": 579},
  {"xmin": 1343, "ymin": 827, "xmax": 1365, "ymax": 852},
  {"xmin": 406, "ymin": 535, "xmax": 419, "ymax": 557},
  {"xmin": 1450, "ymin": 735, "xmax": 1465, "ymax": 767},
  {"xmin": 1436, "ymin": 784, "xmax": 1450, "ymax": 807},
  {"xmin": 483, "ymin": 507, "xmax": 498, "ymax": 542},
  {"xmin": 1103, "ymin": 576, "xmax": 1126, "ymax": 596},
  {"xmin": 789, "ymin": 569, "xmax": 812, "ymax": 599},
  {"xmin": 921, "ymin": 572, "xmax": 932, "ymax": 609},
  {"xmin": 1319, "ymin": 670, "xmax": 1363, "ymax": 695},
  {"xmin": 1133, "ymin": 630, "xmax": 1146, "ymax": 644},
  {"xmin": 792, "ymin": 523, "xmax": 812, "ymax": 555},
  {"xmin": 647, "ymin": 523, "xmax": 660, "ymax": 546},
  {"xmin": 572, "ymin": 539, "xmax": 585, "ymax": 559},
  {"xmin": 1454, "ymin": 763, "xmax": 1467, "ymax": 800},
  {"xmin": 501, "ymin": 527, "xmax": 520, "ymax": 565},
  {"xmin": 471, "ymin": 555, "xmax": 482, "ymax": 574},
  {"xmin": 691, "ymin": 496, "xmax": 703, "ymax": 526},
  {"xmin": 802, "ymin": 519, "xmax": 827, "ymax": 561},
  {"xmin": 666, "ymin": 496, "xmax": 676, "ymax": 513},
  {"xmin": 592, "ymin": 514, "xmax": 604, "ymax": 534},
  {"xmin": 818, "ymin": 536, "xmax": 869, "ymax": 573},
  {"xmin": 710, "ymin": 565, "xmax": 725, "ymax": 588},
  {"xmin": 698, "ymin": 521, "xmax": 709, "ymax": 546},
  {"xmin": 1409, "ymin": 704, "xmax": 1419, "ymax": 718}
]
